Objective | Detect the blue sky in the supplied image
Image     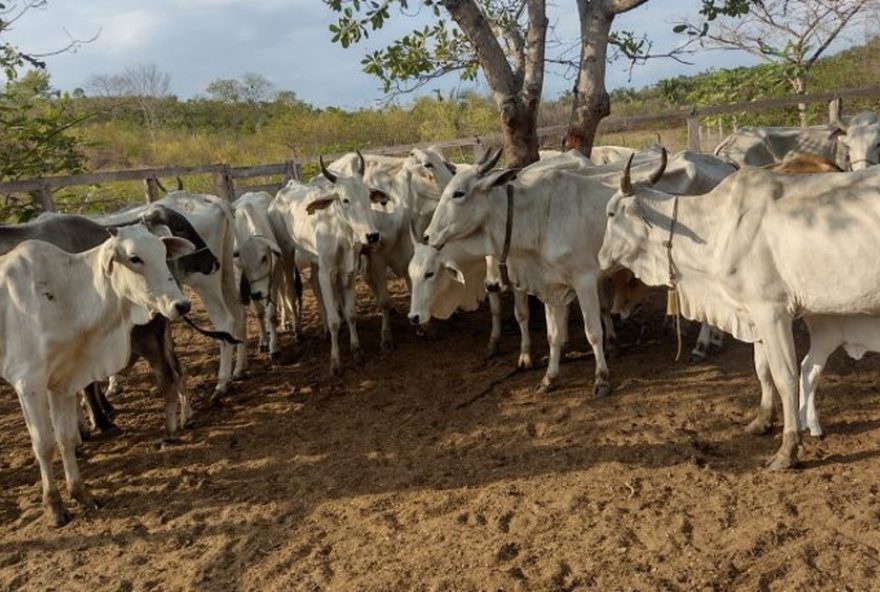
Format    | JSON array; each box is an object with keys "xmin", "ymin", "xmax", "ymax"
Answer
[{"xmin": 3, "ymin": 0, "xmax": 865, "ymax": 109}]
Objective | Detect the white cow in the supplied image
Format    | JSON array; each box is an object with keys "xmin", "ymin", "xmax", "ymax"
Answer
[
  {"xmin": 98, "ymin": 191, "xmax": 246, "ymax": 397},
  {"xmin": 714, "ymin": 110, "xmax": 880, "ymax": 170},
  {"xmin": 269, "ymin": 154, "xmax": 383, "ymax": 374},
  {"xmin": 600, "ymin": 152, "xmax": 880, "ymax": 469},
  {"xmin": 423, "ymin": 149, "xmax": 668, "ymax": 395},
  {"xmin": 0, "ymin": 226, "xmax": 193, "ymax": 526},
  {"xmin": 232, "ymin": 191, "xmax": 285, "ymax": 361}
]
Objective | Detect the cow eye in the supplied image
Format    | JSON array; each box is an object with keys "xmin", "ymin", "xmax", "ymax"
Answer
[
  {"xmin": 261, "ymin": 255, "xmax": 268, "ymax": 264},
  {"xmin": 608, "ymin": 212, "xmax": 615, "ymax": 218},
  {"xmin": 425, "ymin": 271, "xmax": 435, "ymax": 279},
  {"xmin": 129, "ymin": 255, "xmax": 143, "ymax": 264},
  {"xmin": 342, "ymin": 198, "xmax": 350, "ymax": 205},
  {"xmin": 452, "ymin": 191, "xmax": 465, "ymax": 199},
  {"xmin": 424, "ymin": 162, "xmax": 434, "ymax": 169}
]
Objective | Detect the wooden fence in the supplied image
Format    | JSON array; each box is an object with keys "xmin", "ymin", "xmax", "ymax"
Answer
[{"xmin": 4, "ymin": 84, "xmax": 880, "ymax": 213}]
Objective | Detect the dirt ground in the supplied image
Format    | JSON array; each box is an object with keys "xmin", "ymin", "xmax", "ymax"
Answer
[{"xmin": 1, "ymin": 279, "xmax": 880, "ymax": 592}]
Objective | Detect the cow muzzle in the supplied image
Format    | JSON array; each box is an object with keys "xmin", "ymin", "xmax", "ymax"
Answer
[
  {"xmin": 173, "ymin": 300, "xmax": 192, "ymax": 318},
  {"xmin": 366, "ymin": 232, "xmax": 380, "ymax": 245},
  {"xmin": 409, "ymin": 314, "xmax": 420, "ymax": 326}
]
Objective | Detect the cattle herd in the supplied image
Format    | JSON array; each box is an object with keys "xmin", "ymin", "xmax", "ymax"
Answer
[{"xmin": 3, "ymin": 104, "xmax": 880, "ymax": 529}]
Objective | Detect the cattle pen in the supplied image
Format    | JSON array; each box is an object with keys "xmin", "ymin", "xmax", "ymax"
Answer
[
  {"xmin": 5, "ymin": 84, "xmax": 880, "ymax": 216},
  {"xmin": 3, "ymin": 87, "xmax": 880, "ymax": 590}
]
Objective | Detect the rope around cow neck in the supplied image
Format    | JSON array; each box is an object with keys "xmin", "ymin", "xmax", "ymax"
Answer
[
  {"xmin": 664, "ymin": 194, "xmax": 682, "ymax": 361},
  {"xmin": 498, "ymin": 183, "xmax": 514, "ymax": 289}
]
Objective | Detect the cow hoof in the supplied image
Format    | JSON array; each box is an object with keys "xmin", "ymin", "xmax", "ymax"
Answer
[
  {"xmin": 48, "ymin": 506, "xmax": 70, "ymax": 528},
  {"xmin": 158, "ymin": 437, "xmax": 181, "ymax": 449},
  {"xmin": 688, "ymin": 352, "xmax": 707, "ymax": 364},
  {"xmin": 517, "ymin": 354, "xmax": 533, "ymax": 370},
  {"xmin": 232, "ymin": 371, "xmax": 246, "ymax": 381},
  {"xmin": 72, "ymin": 489, "xmax": 101, "ymax": 511},
  {"xmin": 380, "ymin": 337, "xmax": 394, "ymax": 353},
  {"xmin": 808, "ymin": 428, "xmax": 824, "ymax": 439},
  {"xmin": 270, "ymin": 350, "xmax": 282, "ymax": 363},
  {"xmin": 536, "ymin": 378, "xmax": 556, "ymax": 394},
  {"xmin": 259, "ymin": 344, "xmax": 269, "ymax": 353},
  {"xmin": 99, "ymin": 423, "xmax": 122, "ymax": 438},
  {"xmin": 765, "ymin": 454, "xmax": 797, "ymax": 471},
  {"xmin": 78, "ymin": 428, "xmax": 92, "ymax": 442},
  {"xmin": 745, "ymin": 417, "xmax": 772, "ymax": 436},
  {"xmin": 352, "ymin": 348, "xmax": 365, "ymax": 364},
  {"xmin": 593, "ymin": 382, "xmax": 612, "ymax": 399},
  {"xmin": 75, "ymin": 445, "xmax": 88, "ymax": 460},
  {"xmin": 103, "ymin": 403, "xmax": 118, "ymax": 420},
  {"xmin": 330, "ymin": 363, "xmax": 343, "ymax": 377},
  {"xmin": 486, "ymin": 340, "xmax": 500, "ymax": 359}
]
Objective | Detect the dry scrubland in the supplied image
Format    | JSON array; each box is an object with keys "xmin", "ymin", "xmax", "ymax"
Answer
[{"xmin": 1, "ymin": 280, "xmax": 879, "ymax": 590}]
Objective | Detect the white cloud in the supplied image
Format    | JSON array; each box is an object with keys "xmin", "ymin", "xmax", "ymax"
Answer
[{"xmin": 93, "ymin": 9, "xmax": 164, "ymax": 55}]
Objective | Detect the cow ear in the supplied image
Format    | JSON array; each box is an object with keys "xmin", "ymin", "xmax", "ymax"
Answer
[
  {"xmin": 443, "ymin": 261, "xmax": 466, "ymax": 284},
  {"xmin": 369, "ymin": 188, "xmax": 390, "ymax": 206},
  {"xmin": 162, "ymin": 236, "xmax": 196, "ymax": 259},
  {"xmin": 479, "ymin": 168, "xmax": 519, "ymax": 190},
  {"xmin": 306, "ymin": 194, "xmax": 337, "ymax": 215},
  {"xmin": 101, "ymin": 241, "xmax": 116, "ymax": 277},
  {"xmin": 258, "ymin": 236, "xmax": 283, "ymax": 257}
]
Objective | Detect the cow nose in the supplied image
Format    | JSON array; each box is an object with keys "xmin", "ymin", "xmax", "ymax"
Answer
[
  {"xmin": 252, "ymin": 291, "xmax": 263, "ymax": 301},
  {"xmin": 422, "ymin": 234, "xmax": 430, "ymax": 243},
  {"xmin": 367, "ymin": 232, "xmax": 380, "ymax": 244},
  {"xmin": 175, "ymin": 300, "xmax": 192, "ymax": 316},
  {"xmin": 211, "ymin": 259, "xmax": 220, "ymax": 273},
  {"xmin": 409, "ymin": 314, "xmax": 420, "ymax": 326}
]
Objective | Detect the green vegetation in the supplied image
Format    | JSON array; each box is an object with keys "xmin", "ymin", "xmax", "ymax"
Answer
[{"xmin": 3, "ymin": 37, "xmax": 880, "ymax": 217}]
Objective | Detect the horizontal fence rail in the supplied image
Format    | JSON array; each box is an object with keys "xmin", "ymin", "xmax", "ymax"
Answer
[{"xmin": 3, "ymin": 85, "xmax": 880, "ymax": 212}]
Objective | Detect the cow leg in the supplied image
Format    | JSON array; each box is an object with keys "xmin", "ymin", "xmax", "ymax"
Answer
[
  {"xmin": 317, "ymin": 267, "xmax": 343, "ymax": 375},
  {"xmin": 196, "ymin": 282, "xmax": 236, "ymax": 396},
  {"xmin": 76, "ymin": 394, "xmax": 90, "ymax": 442},
  {"xmin": 101, "ymin": 377, "xmax": 120, "ymax": 417},
  {"xmin": 538, "ymin": 302, "xmax": 569, "ymax": 393},
  {"xmin": 50, "ymin": 390, "xmax": 99, "ymax": 512},
  {"xmin": 574, "ymin": 278, "xmax": 611, "ymax": 398},
  {"xmin": 366, "ymin": 255, "xmax": 394, "ymax": 352},
  {"xmin": 15, "ymin": 381, "xmax": 68, "ymax": 527},
  {"xmin": 253, "ymin": 300, "xmax": 269, "ymax": 354},
  {"xmin": 311, "ymin": 264, "xmax": 329, "ymax": 337},
  {"xmin": 755, "ymin": 315, "xmax": 801, "ymax": 469},
  {"xmin": 746, "ymin": 342, "xmax": 777, "ymax": 435},
  {"xmin": 83, "ymin": 383, "xmax": 119, "ymax": 435},
  {"xmin": 690, "ymin": 323, "xmax": 714, "ymax": 362},
  {"xmin": 292, "ymin": 265, "xmax": 304, "ymax": 340},
  {"xmin": 514, "ymin": 289, "xmax": 532, "ymax": 369},
  {"xmin": 487, "ymin": 291, "xmax": 502, "ymax": 358},
  {"xmin": 602, "ymin": 308, "xmax": 618, "ymax": 358},
  {"xmin": 341, "ymin": 276, "xmax": 364, "ymax": 363},
  {"xmin": 709, "ymin": 327, "xmax": 725, "ymax": 350},
  {"xmin": 798, "ymin": 325, "xmax": 836, "ymax": 438},
  {"xmin": 266, "ymin": 300, "xmax": 281, "ymax": 362}
]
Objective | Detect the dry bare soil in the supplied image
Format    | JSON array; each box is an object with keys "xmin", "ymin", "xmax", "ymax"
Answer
[{"xmin": 1, "ymin": 280, "xmax": 880, "ymax": 591}]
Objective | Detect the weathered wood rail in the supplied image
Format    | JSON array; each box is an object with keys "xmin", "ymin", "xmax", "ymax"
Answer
[{"xmin": 4, "ymin": 84, "xmax": 880, "ymax": 212}]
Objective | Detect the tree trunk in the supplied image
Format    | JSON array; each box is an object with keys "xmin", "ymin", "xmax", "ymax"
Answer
[
  {"xmin": 496, "ymin": 94, "xmax": 540, "ymax": 168},
  {"xmin": 794, "ymin": 76, "xmax": 808, "ymax": 127},
  {"xmin": 563, "ymin": 2, "xmax": 614, "ymax": 158}
]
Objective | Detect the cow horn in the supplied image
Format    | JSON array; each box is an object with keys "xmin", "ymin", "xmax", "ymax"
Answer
[
  {"xmin": 648, "ymin": 147, "xmax": 667, "ymax": 186},
  {"xmin": 176, "ymin": 176, "xmax": 184, "ymax": 191},
  {"xmin": 355, "ymin": 150, "xmax": 366, "ymax": 177},
  {"xmin": 830, "ymin": 98, "xmax": 848, "ymax": 133},
  {"xmin": 319, "ymin": 155, "xmax": 338, "ymax": 184},
  {"xmin": 409, "ymin": 218, "xmax": 426, "ymax": 246},
  {"xmin": 619, "ymin": 153, "xmax": 634, "ymax": 197},
  {"xmin": 155, "ymin": 177, "xmax": 168, "ymax": 193},
  {"xmin": 477, "ymin": 148, "xmax": 503, "ymax": 176}
]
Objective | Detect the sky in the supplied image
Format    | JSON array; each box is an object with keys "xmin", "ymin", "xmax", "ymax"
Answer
[{"xmin": 2, "ymin": 0, "xmax": 866, "ymax": 109}]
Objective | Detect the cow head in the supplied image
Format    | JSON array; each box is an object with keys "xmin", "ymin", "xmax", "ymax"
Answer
[
  {"xmin": 423, "ymin": 148, "xmax": 518, "ymax": 250},
  {"xmin": 599, "ymin": 150, "xmax": 668, "ymax": 276},
  {"xmin": 608, "ymin": 268, "xmax": 652, "ymax": 319},
  {"xmin": 100, "ymin": 225, "xmax": 194, "ymax": 321},
  {"xmin": 234, "ymin": 235, "xmax": 281, "ymax": 302},
  {"xmin": 408, "ymin": 241, "xmax": 482, "ymax": 326},
  {"xmin": 315, "ymin": 151, "xmax": 382, "ymax": 247},
  {"xmin": 833, "ymin": 111, "xmax": 880, "ymax": 171}
]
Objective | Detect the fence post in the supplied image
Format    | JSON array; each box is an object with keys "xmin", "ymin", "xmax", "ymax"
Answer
[
  {"xmin": 687, "ymin": 108, "xmax": 701, "ymax": 153},
  {"xmin": 32, "ymin": 181, "xmax": 56, "ymax": 213},
  {"xmin": 472, "ymin": 136, "xmax": 484, "ymax": 162},
  {"xmin": 213, "ymin": 166, "xmax": 235, "ymax": 201},
  {"xmin": 144, "ymin": 176, "xmax": 160, "ymax": 203},
  {"xmin": 829, "ymin": 96, "xmax": 843, "ymax": 123}
]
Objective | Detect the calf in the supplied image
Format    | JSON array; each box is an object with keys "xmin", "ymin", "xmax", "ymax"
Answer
[
  {"xmin": 0, "ymin": 226, "xmax": 193, "ymax": 526},
  {"xmin": 269, "ymin": 154, "xmax": 382, "ymax": 374},
  {"xmin": 232, "ymin": 191, "xmax": 285, "ymax": 361}
]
